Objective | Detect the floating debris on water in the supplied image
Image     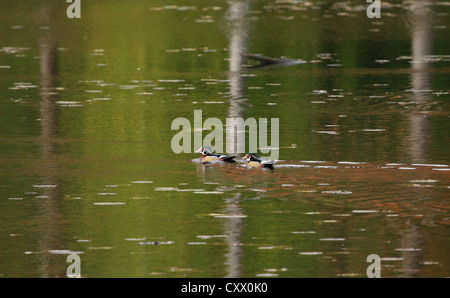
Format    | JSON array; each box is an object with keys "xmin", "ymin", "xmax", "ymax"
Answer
[
  {"xmin": 409, "ymin": 180, "xmax": 439, "ymax": 183},
  {"xmin": 209, "ymin": 213, "xmax": 247, "ymax": 219},
  {"xmin": 93, "ymin": 202, "xmax": 125, "ymax": 205},
  {"xmin": 380, "ymin": 257, "xmax": 404, "ymax": 261},
  {"xmin": 139, "ymin": 241, "xmax": 174, "ymax": 245},
  {"xmin": 313, "ymin": 90, "xmax": 328, "ymax": 94},
  {"xmin": 322, "ymin": 190, "xmax": 352, "ymax": 194},
  {"xmin": 256, "ymin": 273, "xmax": 279, "ymax": 277},
  {"xmin": 91, "ymin": 97, "xmax": 111, "ymax": 101},
  {"xmin": 316, "ymin": 130, "xmax": 339, "ymax": 135},
  {"xmin": 361, "ymin": 129, "xmax": 386, "ymax": 132},
  {"xmin": 130, "ymin": 181, "xmax": 153, "ymax": 184},
  {"xmin": 395, "ymin": 248, "xmax": 422, "ymax": 252},
  {"xmin": 411, "ymin": 164, "xmax": 448, "ymax": 167},
  {"xmin": 315, "ymin": 220, "xmax": 338, "ymax": 223},
  {"xmin": 249, "ymin": 188, "xmax": 267, "ymax": 192},
  {"xmin": 315, "ymin": 165, "xmax": 338, "ymax": 169},
  {"xmin": 55, "ymin": 101, "xmax": 83, "ymax": 107},
  {"xmin": 155, "ymin": 187, "xmax": 178, "ymax": 191},
  {"xmin": 33, "ymin": 184, "xmax": 57, "ymax": 188},
  {"xmin": 158, "ymin": 79, "xmax": 185, "ymax": 83},
  {"xmin": 48, "ymin": 250, "xmax": 83, "ymax": 255},
  {"xmin": 120, "ymin": 85, "xmax": 139, "ymax": 90},
  {"xmin": 420, "ymin": 261, "xmax": 440, "ymax": 265},
  {"xmin": 196, "ymin": 235, "xmax": 227, "ymax": 239},
  {"xmin": 336, "ymin": 273, "xmax": 360, "ymax": 277},
  {"xmin": 276, "ymin": 164, "xmax": 310, "ymax": 168}
]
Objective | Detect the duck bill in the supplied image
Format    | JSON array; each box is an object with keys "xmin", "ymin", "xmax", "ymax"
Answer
[{"xmin": 195, "ymin": 147, "xmax": 203, "ymax": 153}]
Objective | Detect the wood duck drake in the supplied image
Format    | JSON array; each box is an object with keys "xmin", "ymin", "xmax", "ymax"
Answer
[
  {"xmin": 243, "ymin": 153, "xmax": 275, "ymax": 169},
  {"xmin": 195, "ymin": 146, "xmax": 236, "ymax": 163}
]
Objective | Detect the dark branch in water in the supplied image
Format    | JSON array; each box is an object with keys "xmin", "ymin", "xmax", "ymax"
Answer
[{"xmin": 241, "ymin": 54, "xmax": 306, "ymax": 68}]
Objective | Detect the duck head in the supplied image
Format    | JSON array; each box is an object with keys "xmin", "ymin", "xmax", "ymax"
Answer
[
  {"xmin": 195, "ymin": 146, "xmax": 215, "ymax": 155},
  {"xmin": 243, "ymin": 153, "xmax": 261, "ymax": 162}
]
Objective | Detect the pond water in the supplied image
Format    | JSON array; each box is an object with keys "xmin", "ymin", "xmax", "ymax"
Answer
[{"xmin": 0, "ymin": 0, "xmax": 449, "ymax": 278}]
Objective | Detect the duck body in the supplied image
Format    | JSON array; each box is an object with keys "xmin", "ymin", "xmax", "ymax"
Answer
[
  {"xmin": 243, "ymin": 153, "xmax": 275, "ymax": 169},
  {"xmin": 196, "ymin": 146, "xmax": 236, "ymax": 163}
]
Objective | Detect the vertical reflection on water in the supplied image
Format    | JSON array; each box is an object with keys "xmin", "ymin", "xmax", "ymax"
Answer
[
  {"xmin": 407, "ymin": 1, "xmax": 433, "ymax": 164},
  {"xmin": 222, "ymin": 192, "xmax": 244, "ymax": 278},
  {"xmin": 396, "ymin": 1, "xmax": 435, "ymax": 277},
  {"xmin": 194, "ymin": 163, "xmax": 245, "ymax": 278},
  {"xmin": 223, "ymin": 1, "xmax": 249, "ymax": 278},
  {"xmin": 226, "ymin": 1, "xmax": 248, "ymax": 155},
  {"xmin": 38, "ymin": 4, "xmax": 64, "ymax": 277}
]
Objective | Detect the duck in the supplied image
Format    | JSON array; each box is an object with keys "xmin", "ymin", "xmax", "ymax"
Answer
[
  {"xmin": 243, "ymin": 153, "xmax": 275, "ymax": 169},
  {"xmin": 195, "ymin": 146, "xmax": 236, "ymax": 163}
]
